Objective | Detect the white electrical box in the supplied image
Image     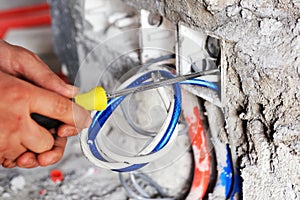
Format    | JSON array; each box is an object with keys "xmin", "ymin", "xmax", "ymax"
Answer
[{"xmin": 139, "ymin": 9, "xmax": 176, "ymax": 64}]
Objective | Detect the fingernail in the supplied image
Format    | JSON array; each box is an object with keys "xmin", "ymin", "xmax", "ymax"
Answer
[
  {"xmin": 61, "ymin": 127, "xmax": 76, "ymax": 137},
  {"xmin": 65, "ymin": 84, "xmax": 79, "ymax": 97},
  {"xmin": 73, "ymin": 105, "xmax": 92, "ymax": 128},
  {"xmin": 9, "ymin": 162, "xmax": 17, "ymax": 168},
  {"xmin": 84, "ymin": 116, "xmax": 92, "ymax": 128},
  {"xmin": 43, "ymin": 156, "xmax": 55, "ymax": 166},
  {"xmin": 26, "ymin": 157, "xmax": 36, "ymax": 166},
  {"xmin": 4, "ymin": 162, "xmax": 16, "ymax": 168},
  {"xmin": 70, "ymin": 85, "xmax": 79, "ymax": 96}
]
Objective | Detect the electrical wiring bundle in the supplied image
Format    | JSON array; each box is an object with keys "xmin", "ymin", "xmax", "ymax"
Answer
[{"xmin": 80, "ymin": 66, "xmax": 219, "ymax": 173}]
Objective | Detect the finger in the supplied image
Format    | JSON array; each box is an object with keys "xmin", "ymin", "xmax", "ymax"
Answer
[
  {"xmin": 3, "ymin": 146, "xmax": 27, "ymax": 161},
  {"xmin": 37, "ymin": 136, "xmax": 67, "ymax": 166},
  {"xmin": 2, "ymin": 159, "xmax": 17, "ymax": 168},
  {"xmin": 57, "ymin": 124, "xmax": 78, "ymax": 137},
  {"xmin": 29, "ymin": 86, "xmax": 91, "ymax": 129},
  {"xmin": 1, "ymin": 139, "xmax": 27, "ymax": 161},
  {"xmin": 0, "ymin": 133, "xmax": 26, "ymax": 161},
  {"xmin": 11, "ymin": 45, "xmax": 77, "ymax": 98},
  {"xmin": 21, "ymin": 121, "xmax": 54, "ymax": 153},
  {"xmin": 16, "ymin": 151, "xmax": 39, "ymax": 168},
  {"xmin": 0, "ymin": 41, "xmax": 77, "ymax": 98}
]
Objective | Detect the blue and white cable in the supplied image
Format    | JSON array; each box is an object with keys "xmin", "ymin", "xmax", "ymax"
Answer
[{"xmin": 80, "ymin": 69, "xmax": 218, "ymax": 172}]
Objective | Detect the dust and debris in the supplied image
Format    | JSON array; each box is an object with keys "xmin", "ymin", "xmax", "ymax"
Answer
[
  {"xmin": 10, "ymin": 176, "xmax": 25, "ymax": 191},
  {"xmin": 123, "ymin": 0, "xmax": 300, "ymax": 199},
  {"xmin": 0, "ymin": 137, "xmax": 128, "ymax": 200}
]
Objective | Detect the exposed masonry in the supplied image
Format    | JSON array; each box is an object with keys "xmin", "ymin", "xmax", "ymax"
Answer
[{"xmin": 122, "ymin": 0, "xmax": 300, "ymax": 199}]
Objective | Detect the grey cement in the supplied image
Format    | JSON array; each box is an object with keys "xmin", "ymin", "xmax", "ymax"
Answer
[{"xmin": 122, "ymin": 0, "xmax": 300, "ymax": 199}]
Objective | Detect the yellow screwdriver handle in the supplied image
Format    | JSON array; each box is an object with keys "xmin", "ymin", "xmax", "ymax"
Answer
[{"xmin": 74, "ymin": 86, "xmax": 108, "ymax": 111}]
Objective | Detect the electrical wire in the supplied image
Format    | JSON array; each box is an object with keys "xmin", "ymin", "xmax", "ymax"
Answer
[
  {"xmin": 132, "ymin": 172, "xmax": 167, "ymax": 197},
  {"xmin": 119, "ymin": 172, "xmax": 174, "ymax": 200},
  {"xmin": 80, "ymin": 69, "xmax": 181, "ymax": 172},
  {"xmin": 130, "ymin": 173, "xmax": 151, "ymax": 198},
  {"xmin": 116, "ymin": 40, "xmax": 223, "ymax": 198},
  {"xmin": 119, "ymin": 55, "xmax": 176, "ymax": 137},
  {"xmin": 79, "ymin": 48, "xmax": 221, "ymax": 197},
  {"xmin": 138, "ymin": 54, "xmax": 175, "ymax": 73},
  {"xmin": 74, "ymin": 31, "xmax": 233, "ymax": 198},
  {"xmin": 181, "ymin": 78, "xmax": 218, "ymax": 90},
  {"xmin": 120, "ymin": 56, "xmax": 218, "ymax": 138},
  {"xmin": 80, "ymin": 68, "xmax": 219, "ymax": 171}
]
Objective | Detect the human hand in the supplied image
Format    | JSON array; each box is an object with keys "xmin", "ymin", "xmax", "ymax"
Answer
[{"xmin": 0, "ymin": 40, "xmax": 91, "ymax": 168}]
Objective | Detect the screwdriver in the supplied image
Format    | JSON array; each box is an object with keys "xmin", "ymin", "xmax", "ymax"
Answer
[
  {"xmin": 32, "ymin": 69, "xmax": 219, "ymax": 129},
  {"xmin": 74, "ymin": 68, "xmax": 219, "ymax": 111}
]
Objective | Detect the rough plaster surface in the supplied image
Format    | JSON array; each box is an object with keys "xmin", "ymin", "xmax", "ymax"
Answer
[{"xmin": 123, "ymin": 0, "xmax": 300, "ymax": 199}]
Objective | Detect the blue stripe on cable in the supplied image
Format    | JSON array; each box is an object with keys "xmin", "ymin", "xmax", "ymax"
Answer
[
  {"xmin": 86, "ymin": 70, "xmax": 218, "ymax": 172},
  {"xmin": 87, "ymin": 70, "xmax": 181, "ymax": 172},
  {"xmin": 222, "ymin": 144, "xmax": 234, "ymax": 198},
  {"xmin": 181, "ymin": 79, "xmax": 219, "ymax": 91},
  {"xmin": 117, "ymin": 71, "xmax": 181, "ymax": 172},
  {"xmin": 152, "ymin": 70, "xmax": 181, "ymax": 152}
]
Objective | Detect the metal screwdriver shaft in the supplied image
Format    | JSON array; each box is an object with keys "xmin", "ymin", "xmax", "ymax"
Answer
[
  {"xmin": 106, "ymin": 68, "xmax": 219, "ymax": 99},
  {"xmin": 74, "ymin": 68, "xmax": 219, "ymax": 111}
]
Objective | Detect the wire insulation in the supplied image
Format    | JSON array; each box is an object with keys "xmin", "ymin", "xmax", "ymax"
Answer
[{"xmin": 80, "ymin": 69, "xmax": 181, "ymax": 172}]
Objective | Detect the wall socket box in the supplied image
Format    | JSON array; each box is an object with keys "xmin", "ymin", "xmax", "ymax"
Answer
[
  {"xmin": 176, "ymin": 23, "xmax": 223, "ymax": 107},
  {"xmin": 139, "ymin": 9, "xmax": 176, "ymax": 64},
  {"xmin": 177, "ymin": 22, "xmax": 220, "ymax": 75}
]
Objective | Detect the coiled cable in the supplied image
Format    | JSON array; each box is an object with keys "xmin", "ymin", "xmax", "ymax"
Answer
[
  {"xmin": 80, "ymin": 69, "xmax": 182, "ymax": 172},
  {"xmin": 80, "ymin": 67, "xmax": 218, "ymax": 173},
  {"xmin": 119, "ymin": 172, "xmax": 174, "ymax": 200}
]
